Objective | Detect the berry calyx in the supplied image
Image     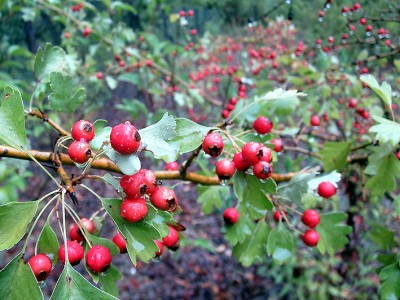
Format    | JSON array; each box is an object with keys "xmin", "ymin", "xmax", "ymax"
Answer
[
  {"xmin": 86, "ymin": 245, "xmax": 112, "ymax": 273},
  {"xmin": 120, "ymin": 197, "xmax": 148, "ymax": 222},
  {"xmin": 112, "ymin": 233, "xmax": 127, "ymax": 253},
  {"xmin": 120, "ymin": 169, "xmax": 157, "ymax": 198},
  {"xmin": 68, "ymin": 140, "xmax": 92, "ymax": 164},
  {"xmin": 165, "ymin": 161, "xmax": 179, "ymax": 171},
  {"xmin": 71, "ymin": 120, "xmax": 95, "ymax": 142},
  {"xmin": 253, "ymin": 161, "xmax": 273, "ymax": 180},
  {"xmin": 271, "ymin": 138, "xmax": 283, "ymax": 152},
  {"xmin": 223, "ymin": 207, "xmax": 239, "ymax": 224},
  {"xmin": 215, "ymin": 159, "xmax": 236, "ymax": 180},
  {"xmin": 162, "ymin": 226, "xmax": 179, "ymax": 248},
  {"xmin": 242, "ymin": 142, "xmax": 262, "ymax": 165},
  {"xmin": 150, "ymin": 186, "xmax": 178, "ymax": 212},
  {"xmin": 28, "ymin": 254, "xmax": 52, "ymax": 281},
  {"xmin": 110, "ymin": 121, "xmax": 141, "ymax": 155},
  {"xmin": 69, "ymin": 218, "xmax": 96, "ymax": 242},
  {"xmin": 301, "ymin": 209, "xmax": 320, "ymax": 228},
  {"xmin": 273, "ymin": 210, "xmax": 286, "ymax": 222},
  {"xmin": 302, "ymin": 229, "xmax": 320, "ymax": 247},
  {"xmin": 310, "ymin": 115, "xmax": 321, "ymax": 126},
  {"xmin": 317, "ymin": 181, "xmax": 337, "ymax": 198},
  {"xmin": 154, "ymin": 240, "xmax": 164, "ymax": 257},
  {"xmin": 202, "ymin": 133, "xmax": 224, "ymax": 158},
  {"xmin": 253, "ymin": 116, "xmax": 273, "ymax": 134},
  {"xmin": 58, "ymin": 240, "xmax": 84, "ymax": 265}
]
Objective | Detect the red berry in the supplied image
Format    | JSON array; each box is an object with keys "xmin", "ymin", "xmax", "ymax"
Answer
[
  {"xmin": 68, "ymin": 140, "xmax": 91, "ymax": 163},
  {"xmin": 202, "ymin": 133, "xmax": 224, "ymax": 158},
  {"xmin": 310, "ymin": 115, "xmax": 320, "ymax": 126},
  {"xmin": 396, "ymin": 152, "xmax": 400, "ymax": 160},
  {"xmin": 215, "ymin": 159, "xmax": 236, "ymax": 180},
  {"xmin": 221, "ymin": 110, "xmax": 230, "ymax": 119},
  {"xmin": 64, "ymin": 32, "xmax": 71, "ymax": 39},
  {"xmin": 112, "ymin": 233, "xmax": 127, "ymax": 253},
  {"xmin": 110, "ymin": 121, "xmax": 141, "ymax": 155},
  {"xmin": 58, "ymin": 240, "xmax": 84, "ymax": 265},
  {"xmin": 353, "ymin": 3, "xmax": 361, "ymax": 10},
  {"xmin": 71, "ymin": 121, "xmax": 95, "ymax": 142},
  {"xmin": 120, "ymin": 197, "xmax": 148, "ymax": 222},
  {"xmin": 242, "ymin": 142, "xmax": 262, "ymax": 165},
  {"xmin": 86, "ymin": 245, "xmax": 112, "ymax": 273},
  {"xmin": 233, "ymin": 151, "xmax": 251, "ymax": 171},
  {"xmin": 119, "ymin": 60, "xmax": 125, "ymax": 67},
  {"xmin": 154, "ymin": 240, "xmax": 164, "ymax": 257},
  {"xmin": 253, "ymin": 116, "xmax": 273, "ymax": 134},
  {"xmin": 229, "ymin": 97, "xmax": 238, "ymax": 105},
  {"xmin": 162, "ymin": 226, "xmax": 179, "ymax": 248},
  {"xmin": 302, "ymin": 229, "xmax": 320, "ymax": 247},
  {"xmin": 273, "ymin": 210, "xmax": 286, "ymax": 222},
  {"xmin": 165, "ymin": 162, "xmax": 179, "ymax": 171},
  {"xmin": 223, "ymin": 207, "xmax": 239, "ymax": 224},
  {"xmin": 317, "ymin": 181, "xmax": 337, "ymax": 198},
  {"xmin": 150, "ymin": 186, "xmax": 178, "ymax": 212},
  {"xmin": 348, "ymin": 98, "xmax": 357, "ymax": 108},
  {"xmin": 359, "ymin": 18, "xmax": 367, "ymax": 25},
  {"xmin": 187, "ymin": 10, "xmax": 194, "ymax": 17},
  {"xmin": 82, "ymin": 27, "xmax": 91, "ymax": 37},
  {"xmin": 120, "ymin": 169, "xmax": 157, "ymax": 198},
  {"xmin": 259, "ymin": 146, "xmax": 272, "ymax": 163},
  {"xmin": 301, "ymin": 209, "xmax": 320, "ymax": 228},
  {"xmin": 69, "ymin": 218, "xmax": 95, "ymax": 242},
  {"xmin": 366, "ymin": 25, "xmax": 373, "ymax": 32},
  {"xmin": 145, "ymin": 60, "xmax": 153, "ymax": 67},
  {"xmin": 191, "ymin": 29, "xmax": 197, "ymax": 35},
  {"xmin": 28, "ymin": 254, "xmax": 52, "ymax": 281},
  {"xmin": 271, "ymin": 138, "xmax": 283, "ymax": 152},
  {"xmin": 179, "ymin": 10, "xmax": 185, "ymax": 17},
  {"xmin": 96, "ymin": 72, "xmax": 103, "ymax": 80},
  {"xmin": 328, "ymin": 36, "xmax": 334, "ymax": 44},
  {"xmin": 253, "ymin": 161, "xmax": 273, "ymax": 180}
]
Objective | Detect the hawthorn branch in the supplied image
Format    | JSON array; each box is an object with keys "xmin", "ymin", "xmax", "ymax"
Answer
[
  {"xmin": 283, "ymin": 146, "xmax": 321, "ymax": 159},
  {"xmin": 27, "ymin": 109, "xmax": 70, "ymax": 136}
]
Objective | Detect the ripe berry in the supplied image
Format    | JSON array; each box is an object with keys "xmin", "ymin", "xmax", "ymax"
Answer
[
  {"xmin": 317, "ymin": 181, "xmax": 337, "ymax": 198},
  {"xmin": 202, "ymin": 133, "xmax": 224, "ymax": 158},
  {"xmin": 86, "ymin": 245, "xmax": 112, "ymax": 273},
  {"xmin": 253, "ymin": 116, "xmax": 273, "ymax": 134},
  {"xmin": 154, "ymin": 240, "xmax": 164, "ymax": 257},
  {"xmin": 71, "ymin": 120, "xmax": 94, "ymax": 143},
  {"xmin": 215, "ymin": 159, "xmax": 236, "ymax": 180},
  {"xmin": 310, "ymin": 115, "xmax": 321, "ymax": 126},
  {"xmin": 348, "ymin": 98, "xmax": 357, "ymax": 108},
  {"xmin": 271, "ymin": 138, "xmax": 283, "ymax": 152},
  {"xmin": 187, "ymin": 10, "xmax": 194, "ymax": 17},
  {"xmin": 242, "ymin": 142, "xmax": 262, "ymax": 165},
  {"xmin": 259, "ymin": 146, "xmax": 272, "ymax": 163},
  {"xmin": 396, "ymin": 152, "xmax": 400, "ymax": 160},
  {"xmin": 120, "ymin": 197, "xmax": 148, "ymax": 222},
  {"xmin": 120, "ymin": 169, "xmax": 157, "ymax": 198},
  {"xmin": 179, "ymin": 10, "xmax": 185, "ymax": 17},
  {"xmin": 82, "ymin": 27, "xmax": 91, "ymax": 37},
  {"xmin": 150, "ymin": 186, "xmax": 178, "ymax": 212},
  {"xmin": 359, "ymin": 18, "xmax": 367, "ymax": 25},
  {"xmin": 162, "ymin": 226, "xmax": 179, "ymax": 248},
  {"xmin": 273, "ymin": 210, "xmax": 286, "ymax": 222},
  {"xmin": 68, "ymin": 140, "xmax": 91, "ymax": 163},
  {"xmin": 110, "ymin": 121, "xmax": 141, "ymax": 155},
  {"xmin": 112, "ymin": 233, "xmax": 127, "ymax": 253},
  {"xmin": 223, "ymin": 207, "xmax": 239, "ymax": 224},
  {"xmin": 96, "ymin": 72, "xmax": 103, "ymax": 80},
  {"xmin": 58, "ymin": 240, "xmax": 84, "ymax": 265},
  {"xmin": 302, "ymin": 229, "xmax": 320, "ymax": 247},
  {"xmin": 191, "ymin": 29, "xmax": 197, "ymax": 35},
  {"xmin": 301, "ymin": 209, "xmax": 320, "ymax": 228},
  {"xmin": 69, "ymin": 218, "xmax": 96, "ymax": 242},
  {"xmin": 165, "ymin": 161, "xmax": 179, "ymax": 171},
  {"xmin": 233, "ymin": 151, "xmax": 251, "ymax": 171},
  {"xmin": 253, "ymin": 161, "xmax": 273, "ymax": 180},
  {"xmin": 28, "ymin": 254, "xmax": 52, "ymax": 281}
]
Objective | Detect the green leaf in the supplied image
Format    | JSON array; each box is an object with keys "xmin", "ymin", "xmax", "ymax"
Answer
[
  {"xmin": 85, "ymin": 234, "xmax": 120, "ymax": 257},
  {"xmin": 167, "ymin": 118, "xmax": 213, "ymax": 160},
  {"xmin": 34, "ymin": 43, "xmax": 67, "ymax": 81},
  {"xmin": 319, "ymin": 142, "xmax": 351, "ymax": 172},
  {"xmin": 0, "ymin": 201, "xmax": 39, "ymax": 251},
  {"xmin": 360, "ymin": 74, "xmax": 392, "ymax": 107},
  {"xmin": 118, "ymin": 73, "xmax": 140, "ymax": 85},
  {"xmin": 379, "ymin": 262, "xmax": 400, "ymax": 300},
  {"xmin": 224, "ymin": 207, "xmax": 254, "ymax": 246},
  {"xmin": 101, "ymin": 199, "xmax": 171, "ymax": 265},
  {"xmin": 106, "ymin": 149, "xmax": 141, "ymax": 176},
  {"xmin": 48, "ymin": 72, "xmax": 86, "ymax": 113},
  {"xmin": 105, "ymin": 76, "xmax": 118, "ymax": 90},
  {"xmin": 0, "ymin": 86, "xmax": 27, "ymax": 149},
  {"xmin": 50, "ymin": 263, "xmax": 117, "ymax": 300},
  {"xmin": 307, "ymin": 171, "xmax": 341, "ymax": 191},
  {"xmin": 277, "ymin": 172, "xmax": 317, "ymax": 204},
  {"xmin": 233, "ymin": 172, "xmax": 276, "ymax": 219},
  {"xmin": 367, "ymin": 223, "xmax": 395, "ymax": 249},
  {"xmin": 197, "ymin": 185, "xmax": 228, "ymax": 214},
  {"xmin": 369, "ymin": 116, "xmax": 400, "ymax": 147},
  {"xmin": 38, "ymin": 221, "xmax": 60, "ymax": 265},
  {"xmin": 316, "ymin": 212, "xmax": 352, "ymax": 255},
  {"xmin": 0, "ymin": 254, "xmax": 44, "ymax": 300},
  {"xmin": 139, "ymin": 112, "xmax": 178, "ymax": 162},
  {"xmin": 232, "ymin": 220, "xmax": 270, "ymax": 267},
  {"xmin": 266, "ymin": 224, "xmax": 294, "ymax": 264},
  {"xmin": 90, "ymin": 120, "xmax": 111, "ymax": 151},
  {"xmin": 365, "ymin": 148, "xmax": 400, "ymax": 197},
  {"xmin": 99, "ymin": 265, "xmax": 122, "ymax": 297}
]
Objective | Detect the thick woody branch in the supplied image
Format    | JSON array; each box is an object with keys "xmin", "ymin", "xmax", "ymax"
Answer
[{"xmin": 28, "ymin": 109, "xmax": 70, "ymax": 136}]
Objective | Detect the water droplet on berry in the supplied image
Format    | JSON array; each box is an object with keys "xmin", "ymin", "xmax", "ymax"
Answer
[{"xmin": 219, "ymin": 179, "xmax": 229, "ymax": 186}]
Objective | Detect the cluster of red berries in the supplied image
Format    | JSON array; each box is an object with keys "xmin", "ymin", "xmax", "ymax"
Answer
[
  {"xmin": 68, "ymin": 120, "xmax": 95, "ymax": 164},
  {"xmin": 221, "ymin": 97, "xmax": 238, "ymax": 119}
]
